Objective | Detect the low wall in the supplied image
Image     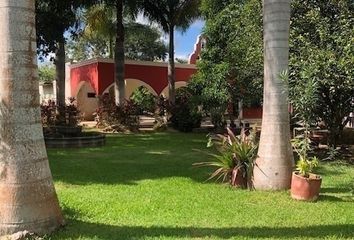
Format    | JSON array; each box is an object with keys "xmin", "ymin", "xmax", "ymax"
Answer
[{"xmin": 45, "ymin": 133, "xmax": 106, "ymax": 148}]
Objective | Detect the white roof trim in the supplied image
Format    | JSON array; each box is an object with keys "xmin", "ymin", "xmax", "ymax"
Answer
[{"xmin": 69, "ymin": 58, "xmax": 197, "ymax": 69}]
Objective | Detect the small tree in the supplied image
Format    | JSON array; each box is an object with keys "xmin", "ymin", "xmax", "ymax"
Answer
[
  {"xmin": 189, "ymin": 0, "xmax": 263, "ymax": 127},
  {"xmin": 290, "ymin": 0, "xmax": 354, "ymax": 147},
  {"xmin": 286, "ymin": 70, "xmax": 320, "ymax": 135}
]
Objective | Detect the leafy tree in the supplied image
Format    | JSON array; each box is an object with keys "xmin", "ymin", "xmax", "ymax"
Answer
[
  {"xmin": 66, "ymin": 32, "xmax": 109, "ymax": 61},
  {"xmin": 289, "ymin": 0, "xmax": 354, "ymax": 147},
  {"xmin": 125, "ymin": 22, "xmax": 167, "ymax": 61},
  {"xmin": 39, "ymin": 65, "xmax": 56, "ymax": 84},
  {"xmin": 143, "ymin": 0, "xmax": 201, "ymax": 104},
  {"xmin": 130, "ymin": 86, "xmax": 156, "ymax": 114},
  {"xmin": 82, "ymin": 3, "xmax": 116, "ymax": 58},
  {"xmin": 175, "ymin": 58, "xmax": 188, "ymax": 64},
  {"xmin": 189, "ymin": 0, "xmax": 263, "ymax": 126},
  {"xmin": 0, "ymin": 0, "xmax": 63, "ymax": 234},
  {"xmin": 67, "ymin": 20, "xmax": 167, "ymax": 62},
  {"xmin": 36, "ymin": 0, "xmax": 84, "ymax": 106}
]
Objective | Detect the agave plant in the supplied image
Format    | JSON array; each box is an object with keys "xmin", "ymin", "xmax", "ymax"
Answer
[{"xmin": 194, "ymin": 128, "xmax": 258, "ymax": 189}]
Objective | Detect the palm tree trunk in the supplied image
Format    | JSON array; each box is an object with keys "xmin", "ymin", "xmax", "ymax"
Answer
[
  {"xmin": 0, "ymin": 0, "xmax": 64, "ymax": 235},
  {"xmin": 109, "ymin": 37, "xmax": 114, "ymax": 59},
  {"xmin": 55, "ymin": 36, "xmax": 66, "ymax": 107},
  {"xmin": 114, "ymin": 0, "xmax": 126, "ymax": 105},
  {"xmin": 253, "ymin": 0, "xmax": 294, "ymax": 190},
  {"xmin": 168, "ymin": 25, "xmax": 176, "ymax": 105}
]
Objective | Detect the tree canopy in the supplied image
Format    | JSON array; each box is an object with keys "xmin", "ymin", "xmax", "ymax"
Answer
[
  {"xmin": 36, "ymin": 0, "xmax": 82, "ymax": 58},
  {"xmin": 189, "ymin": 0, "xmax": 263, "ymax": 125},
  {"xmin": 67, "ymin": 4, "xmax": 168, "ymax": 62},
  {"xmin": 289, "ymin": 0, "xmax": 354, "ymax": 146}
]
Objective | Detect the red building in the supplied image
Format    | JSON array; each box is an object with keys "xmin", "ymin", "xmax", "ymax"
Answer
[
  {"xmin": 66, "ymin": 59, "xmax": 197, "ymax": 120},
  {"xmin": 65, "ymin": 36, "xmax": 262, "ymax": 121}
]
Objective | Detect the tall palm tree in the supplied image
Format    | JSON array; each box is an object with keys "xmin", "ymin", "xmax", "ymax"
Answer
[
  {"xmin": 143, "ymin": 0, "xmax": 200, "ymax": 104},
  {"xmin": 0, "ymin": 0, "xmax": 64, "ymax": 235},
  {"xmin": 84, "ymin": 4, "xmax": 116, "ymax": 58},
  {"xmin": 114, "ymin": 0, "xmax": 126, "ymax": 105},
  {"xmin": 86, "ymin": 0, "xmax": 140, "ymax": 105},
  {"xmin": 253, "ymin": 0, "xmax": 294, "ymax": 190}
]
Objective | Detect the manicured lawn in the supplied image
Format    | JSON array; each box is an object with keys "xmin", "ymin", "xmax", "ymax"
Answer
[{"xmin": 47, "ymin": 133, "xmax": 354, "ymax": 240}]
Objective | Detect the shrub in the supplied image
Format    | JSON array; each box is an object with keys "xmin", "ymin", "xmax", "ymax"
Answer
[
  {"xmin": 95, "ymin": 95, "xmax": 139, "ymax": 132},
  {"xmin": 130, "ymin": 86, "xmax": 156, "ymax": 115},
  {"xmin": 40, "ymin": 98, "xmax": 81, "ymax": 127},
  {"xmin": 41, "ymin": 99, "xmax": 57, "ymax": 127},
  {"xmin": 194, "ymin": 128, "xmax": 258, "ymax": 189},
  {"xmin": 168, "ymin": 88, "xmax": 202, "ymax": 132}
]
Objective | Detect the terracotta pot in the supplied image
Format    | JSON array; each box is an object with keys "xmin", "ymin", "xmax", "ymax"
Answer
[
  {"xmin": 291, "ymin": 172, "xmax": 322, "ymax": 201},
  {"xmin": 230, "ymin": 168, "xmax": 247, "ymax": 188}
]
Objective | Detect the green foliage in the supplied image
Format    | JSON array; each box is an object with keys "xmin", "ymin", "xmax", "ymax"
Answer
[
  {"xmin": 130, "ymin": 86, "xmax": 157, "ymax": 114},
  {"xmin": 36, "ymin": 0, "xmax": 83, "ymax": 58},
  {"xmin": 296, "ymin": 157, "xmax": 319, "ymax": 178},
  {"xmin": 40, "ymin": 98, "xmax": 81, "ymax": 128},
  {"xmin": 143, "ymin": 0, "xmax": 201, "ymax": 103},
  {"xmin": 38, "ymin": 65, "xmax": 56, "ymax": 84},
  {"xmin": 289, "ymin": 0, "xmax": 354, "ymax": 146},
  {"xmin": 95, "ymin": 95, "xmax": 139, "ymax": 132},
  {"xmin": 169, "ymin": 88, "xmax": 202, "ymax": 132},
  {"xmin": 175, "ymin": 58, "xmax": 188, "ymax": 64},
  {"xmin": 195, "ymin": 128, "xmax": 258, "ymax": 188},
  {"xmin": 291, "ymin": 136, "xmax": 319, "ymax": 177},
  {"xmin": 189, "ymin": 62, "xmax": 229, "ymax": 128},
  {"xmin": 190, "ymin": 0, "xmax": 263, "ymax": 124},
  {"xmin": 67, "ymin": 4, "xmax": 167, "ymax": 61},
  {"xmin": 124, "ymin": 22, "xmax": 167, "ymax": 61},
  {"xmin": 143, "ymin": 0, "xmax": 200, "ymax": 33},
  {"xmin": 281, "ymin": 71, "xmax": 320, "ymax": 129}
]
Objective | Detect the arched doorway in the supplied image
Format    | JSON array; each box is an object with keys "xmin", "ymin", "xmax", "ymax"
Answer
[
  {"xmin": 102, "ymin": 79, "xmax": 158, "ymax": 99},
  {"xmin": 76, "ymin": 81, "xmax": 99, "ymax": 120},
  {"xmin": 160, "ymin": 81, "xmax": 187, "ymax": 98}
]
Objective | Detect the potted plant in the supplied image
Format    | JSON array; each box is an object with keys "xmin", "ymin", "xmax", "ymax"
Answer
[
  {"xmin": 194, "ymin": 127, "xmax": 258, "ymax": 189},
  {"xmin": 291, "ymin": 136, "xmax": 322, "ymax": 201}
]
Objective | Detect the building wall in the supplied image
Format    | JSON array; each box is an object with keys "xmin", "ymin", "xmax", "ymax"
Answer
[
  {"xmin": 76, "ymin": 82, "xmax": 99, "ymax": 121},
  {"xmin": 39, "ymin": 83, "xmax": 55, "ymax": 102},
  {"xmin": 69, "ymin": 59, "xmax": 197, "ymax": 120}
]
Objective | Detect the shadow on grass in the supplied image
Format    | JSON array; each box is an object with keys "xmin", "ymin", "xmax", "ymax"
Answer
[
  {"xmin": 48, "ymin": 133, "xmax": 212, "ymax": 185},
  {"xmin": 54, "ymin": 220, "xmax": 354, "ymax": 240},
  {"xmin": 319, "ymin": 194, "xmax": 353, "ymax": 202},
  {"xmin": 321, "ymin": 187, "xmax": 351, "ymax": 194}
]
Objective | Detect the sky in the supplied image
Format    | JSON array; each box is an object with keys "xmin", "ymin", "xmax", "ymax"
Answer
[
  {"xmin": 136, "ymin": 14, "xmax": 205, "ymax": 61},
  {"xmin": 174, "ymin": 20, "xmax": 205, "ymax": 60}
]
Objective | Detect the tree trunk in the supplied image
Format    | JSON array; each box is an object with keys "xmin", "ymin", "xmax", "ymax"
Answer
[
  {"xmin": 0, "ymin": 0, "xmax": 64, "ymax": 235},
  {"xmin": 114, "ymin": 0, "xmax": 125, "ymax": 105},
  {"xmin": 253, "ymin": 0, "xmax": 294, "ymax": 190},
  {"xmin": 109, "ymin": 37, "xmax": 114, "ymax": 59},
  {"xmin": 168, "ymin": 25, "xmax": 176, "ymax": 105},
  {"xmin": 55, "ymin": 36, "xmax": 66, "ymax": 107}
]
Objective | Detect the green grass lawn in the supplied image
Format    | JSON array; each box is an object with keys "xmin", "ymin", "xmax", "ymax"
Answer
[{"xmin": 47, "ymin": 133, "xmax": 354, "ymax": 240}]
